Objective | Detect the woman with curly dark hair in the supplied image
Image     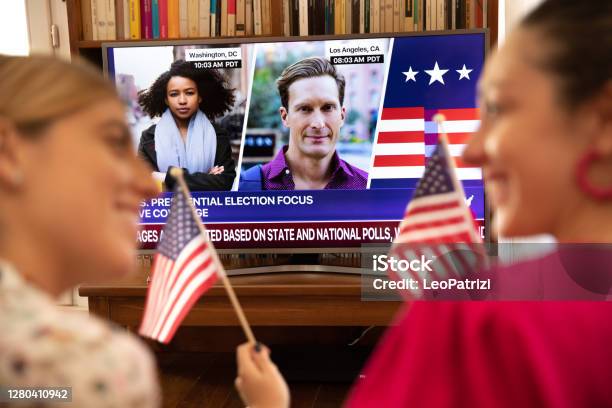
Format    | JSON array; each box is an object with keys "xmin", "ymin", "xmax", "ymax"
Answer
[{"xmin": 138, "ymin": 59, "xmax": 236, "ymax": 191}]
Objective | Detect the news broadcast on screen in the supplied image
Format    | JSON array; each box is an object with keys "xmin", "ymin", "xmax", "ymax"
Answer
[{"xmin": 104, "ymin": 32, "xmax": 486, "ymax": 250}]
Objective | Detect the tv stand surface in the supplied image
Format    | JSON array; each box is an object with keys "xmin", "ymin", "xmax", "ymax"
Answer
[
  {"xmin": 79, "ymin": 270, "xmax": 400, "ymax": 330},
  {"xmin": 226, "ymin": 264, "xmax": 365, "ymax": 275}
]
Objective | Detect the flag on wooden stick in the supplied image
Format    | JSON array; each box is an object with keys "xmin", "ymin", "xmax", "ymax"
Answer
[
  {"xmin": 388, "ymin": 115, "xmax": 487, "ymax": 299},
  {"xmin": 139, "ymin": 183, "xmax": 220, "ymax": 343}
]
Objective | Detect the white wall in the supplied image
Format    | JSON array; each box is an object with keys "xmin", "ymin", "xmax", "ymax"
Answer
[
  {"xmin": 22, "ymin": 0, "xmax": 71, "ymax": 59},
  {"xmin": 0, "ymin": 0, "xmax": 29, "ymax": 55}
]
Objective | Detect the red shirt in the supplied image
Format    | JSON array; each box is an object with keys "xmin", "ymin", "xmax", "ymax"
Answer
[{"xmin": 346, "ymin": 299, "xmax": 612, "ymax": 406}]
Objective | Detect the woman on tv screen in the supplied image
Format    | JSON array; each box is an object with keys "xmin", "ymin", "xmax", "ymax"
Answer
[{"xmin": 138, "ymin": 59, "xmax": 236, "ymax": 191}]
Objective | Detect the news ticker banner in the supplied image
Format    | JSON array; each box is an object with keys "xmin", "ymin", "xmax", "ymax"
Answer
[
  {"xmin": 138, "ymin": 188, "xmax": 485, "ymax": 249},
  {"xmin": 359, "ymin": 244, "xmax": 612, "ymax": 301}
]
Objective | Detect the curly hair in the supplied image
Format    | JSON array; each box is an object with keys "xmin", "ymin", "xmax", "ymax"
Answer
[{"xmin": 138, "ymin": 59, "xmax": 235, "ymax": 119}]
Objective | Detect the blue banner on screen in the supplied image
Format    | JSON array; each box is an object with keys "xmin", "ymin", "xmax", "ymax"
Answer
[
  {"xmin": 140, "ymin": 188, "xmax": 485, "ymax": 223},
  {"xmin": 104, "ymin": 31, "xmax": 487, "ymax": 250}
]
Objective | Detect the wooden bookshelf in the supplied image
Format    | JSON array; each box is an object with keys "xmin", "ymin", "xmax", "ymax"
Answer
[{"xmin": 66, "ymin": 0, "xmax": 497, "ymax": 67}]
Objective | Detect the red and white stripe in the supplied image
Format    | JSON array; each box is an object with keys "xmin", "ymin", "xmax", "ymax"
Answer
[
  {"xmin": 395, "ymin": 192, "xmax": 476, "ymax": 244},
  {"xmin": 139, "ymin": 234, "xmax": 218, "ymax": 344},
  {"xmin": 425, "ymin": 108, "xmax": 481, "ymax": 180},
  {"xmin": 369, "ymin": 107, "xmax": 426, "ymax": 182},
  {"xmin": 369, "ymin": 107, "xmax": 482, "ymax": 184}
]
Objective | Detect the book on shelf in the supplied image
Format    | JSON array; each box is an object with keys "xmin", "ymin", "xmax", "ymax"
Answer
[
  {"xmin": 369, "ymin": 0, "xmax": 377, "ymax": 33},
  {"xmin": 385, "ymin": 0, "xmax": 393, "ymax": 32},
  {"xmin": 236, "ymin": 0, "xmax": 246, "ymax": 35},
  {"xmin": 260, "ymin": 0, "xmax": 269, "ymax": 35},
  {"xmin": 245, "ymin": 0, "xmax": 253, "ymax": 35},
  {"xmin": 254, "ymin": 0, "xmax": 263, "ymax": 35},
  {"xmin": 188, "ymin": 0, "xmax": 200, "ymax": 36},
  {"xmin": 364, "ymin": 0, "xmax": 368, "ymax": 33},
  {"xmin": 436, "ymin": 0, "xmax": 444, "ymax": 30},
  {"xmin": 358, "ymin": 0, "xmax": 364, "ymax": 33},
  {"xmin": 105, "ymin": 0, "xmax": 117, "ymax": 40},
  {"xmin": 93, "ymin": 0, "xmax": 105, "ymax": 40},
  {"xmin": 210, "ymin": 0, "xmax": 218, "ymax": 36},
  {"xmin": 228, "ymin": 0, "xmax": 237, "ymax": 36},
  {"xmin": 404, "ymin": 0, "xmax": 414, "ymax": 31},
  {"xmin": 215, "ymin": 0, "xmax": 222, "ymax": 35},
  {"xmin": 345, "ymin": 0, "xmax": 351, "ymax": 34},
  {"xmin": 140, "ymin": 0, "xmax": 153, "ymax": 38},
  {"xmin": 128, "ymin": 0, "xmax": 141, "ymax": 38},
  {"xmin": 158, "ymin": 0, "xmax": 169, "ymax": 37},
  {"xmin": 179, "ymin": 0, "xmax": 188, "ymax": 37},
  {"xmin": 77, "ymin": 0, "xmax": 491, "ymax": 43},
  {"xmin": 115, "ymin": 0, "xmax": 125, "ymax": 39},
  {"xmin": 152, "ymin": 0, "xmax": 160, "ymax": 38},
  {"xmin": 167, "ymin": 0, "xmax": 179, "ymax": 37},
  {"xmin": 306, "ymin": 0, "xmax": 313, "ymax": 35},
  {"xmin": 123, "ymin": 0, "xmax": 131, "ymax": 38},
  {"xmin": 282, "ymin": 0, "xmax": 290, "ymax": 35},
  {"xmin": 219, "ymin": 0, "xmax": 227, "ymax": 36},
  {"xmin": 333, "ymin": 0, "xmax": 341, "ymax": 34},
  {"xmin": 81, "ymin": 0, "xmax": 94, "ymax": 40},
  {"xmin": 199, "ymin": 0, "xmax": 211, "ymax": 37},
  {"xmin": 398, "ymin": 0, "xmax": 404, "ymax": 31}
]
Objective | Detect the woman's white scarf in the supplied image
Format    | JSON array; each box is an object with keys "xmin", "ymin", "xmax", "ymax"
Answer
[{"xmin": 154, "ymin": 108, "xmax": 217, "ymax": 174}]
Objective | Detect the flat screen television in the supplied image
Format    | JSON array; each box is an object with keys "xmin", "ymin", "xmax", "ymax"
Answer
[{"xmin": 103, "ymin": 30, "xmax": 489, "ymax": 253}]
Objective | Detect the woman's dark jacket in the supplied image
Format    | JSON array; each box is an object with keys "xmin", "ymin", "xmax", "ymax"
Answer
[{"xmin": 138, "ymin": 124, "xmax": 236, "ymax": 191}]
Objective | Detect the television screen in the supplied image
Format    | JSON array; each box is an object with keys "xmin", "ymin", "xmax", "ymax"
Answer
[{"xmin": 104, "ymin": 31, "xmax": 487, "ymax": 251}]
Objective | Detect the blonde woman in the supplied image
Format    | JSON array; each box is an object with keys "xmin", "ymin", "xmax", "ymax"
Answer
[{"xmin": 0, "ymin": 55, "xmax": 160, "ymax": 406}]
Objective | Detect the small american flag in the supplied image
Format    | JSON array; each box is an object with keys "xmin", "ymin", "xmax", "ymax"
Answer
[
  {"xmin": 389, "ymin": 133, "xmax": 485, "ymax": 299},
  {"xmin": 139, "ymin": 185, "xmax": 219, "ymax": 344}
]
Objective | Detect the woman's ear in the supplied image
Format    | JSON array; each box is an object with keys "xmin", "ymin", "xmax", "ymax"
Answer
[
  {"xmin": 0, "ymin": 118, "xmax": 24, "ymax": 190},
  {"xmin": 590, "ymin": 81, "xmax": 612, "ymax": 157}
]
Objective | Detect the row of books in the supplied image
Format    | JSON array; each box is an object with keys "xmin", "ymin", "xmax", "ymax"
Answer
[
  {"xmin": 81, "ymin": 0, "xmax": 274, "ymax": 40},
  {"xmin": 81, "ymin": 0, "xmax": 488, "ymax": 41},
  {"xmin": 286, "ymin": 0, "xmax": 488, "ymax": 36}
]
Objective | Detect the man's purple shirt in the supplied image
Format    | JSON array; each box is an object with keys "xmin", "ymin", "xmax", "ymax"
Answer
[{"xmin": 261, "ymin": 145, "xmax": 368, "ymax": 190}]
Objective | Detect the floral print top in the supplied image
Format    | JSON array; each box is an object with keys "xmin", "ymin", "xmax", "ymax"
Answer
[{"xmin": 0, "ymin": 261, "xmax": 160, "ymax": 407}]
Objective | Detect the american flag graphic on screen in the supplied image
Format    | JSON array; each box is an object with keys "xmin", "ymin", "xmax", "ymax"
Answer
[
  {"xmin": 388, "ymin": 135, "xmax": 486, "ymax": 299},
  {"xmin": 369, "ymin": 34, "xmax": 484, "ymax": 191},
  {"xmin": 139, "ymin": 186, "xmax": 219, "ymax": 344}
]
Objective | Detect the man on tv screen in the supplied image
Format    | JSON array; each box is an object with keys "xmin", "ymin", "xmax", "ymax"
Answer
[{"xmin": 239, "ymin": 57, "xmax": 368, "ymax": 190}]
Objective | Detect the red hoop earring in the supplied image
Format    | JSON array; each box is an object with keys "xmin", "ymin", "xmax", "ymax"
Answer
[{"xmin": 576, "ymin": 151, "xmax": 612, "ymax": 201}]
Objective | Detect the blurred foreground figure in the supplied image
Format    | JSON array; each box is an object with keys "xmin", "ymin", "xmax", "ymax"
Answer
[
  {"xmin": 0, "ymin": 55, "xmax": 160, "ymax": 407},
  {"xmin": 236, "ymin": 1, "xmax": 612, "ymax": 407}
]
